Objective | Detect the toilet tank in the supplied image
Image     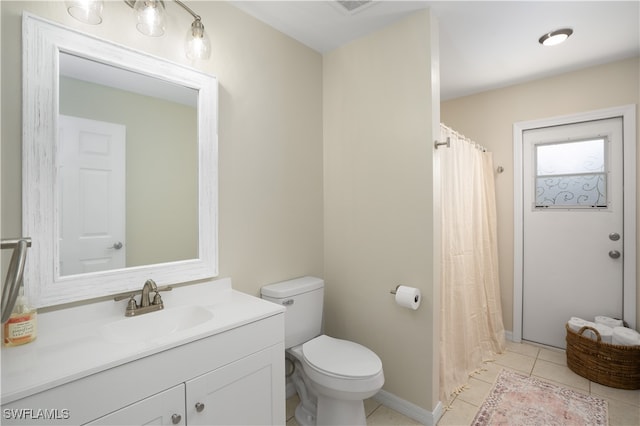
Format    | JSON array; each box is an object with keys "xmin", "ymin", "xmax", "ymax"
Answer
[{"xmin": 261, "ymin": 276, "xmax": 324, "ymax": 349}]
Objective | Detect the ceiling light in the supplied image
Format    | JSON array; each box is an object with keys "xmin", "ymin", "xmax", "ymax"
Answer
[{"xmin": 539, "ymin": 28, "xmax": 573, "ymax": 46}]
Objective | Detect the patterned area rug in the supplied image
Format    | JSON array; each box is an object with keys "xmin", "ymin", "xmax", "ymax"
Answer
[{"xmin": 472, "ymin": 369, "xmax": 608, "ymax": 426}]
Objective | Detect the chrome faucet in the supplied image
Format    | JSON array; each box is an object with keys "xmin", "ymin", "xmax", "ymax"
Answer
[{"xmin": 121, "ymin": 279, "xmax": 168, "ymax": 317}]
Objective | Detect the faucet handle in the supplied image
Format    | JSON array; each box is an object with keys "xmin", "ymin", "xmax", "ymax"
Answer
[
  {"xmin": 126, "ymin": 295, "xmax": 138, "ymax": 312},
  {"xmin": 152, "ymin": 292, "xmax": 163, "ymax": 306}
]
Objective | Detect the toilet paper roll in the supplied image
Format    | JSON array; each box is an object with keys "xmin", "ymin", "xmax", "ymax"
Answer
[{"xmin": 395, "ymin": 286, "xmax": 421, "ymax": 310}]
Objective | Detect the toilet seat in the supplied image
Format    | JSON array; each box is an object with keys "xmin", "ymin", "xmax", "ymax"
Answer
[{"xmin": 302, "ymin": 335, "xmax": 382, "ymax": 379}]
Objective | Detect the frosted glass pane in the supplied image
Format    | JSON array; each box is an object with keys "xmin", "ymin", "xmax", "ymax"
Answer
[
  {"xmin": 535, "ymin": 174, "xmax": 606, "ymax": 207},
  {"xmin": 537, "ymin": 139, "xmax": 605, "ymax": 176}
]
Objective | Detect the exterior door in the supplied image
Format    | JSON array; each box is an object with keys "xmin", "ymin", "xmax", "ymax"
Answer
[
  {"xmin": 58, "ymin": 115, "xmax": 126, "ymax": 276},
  {"xmin": 522, "ymin": 117, "xmax": 623, "ymax": 348}
]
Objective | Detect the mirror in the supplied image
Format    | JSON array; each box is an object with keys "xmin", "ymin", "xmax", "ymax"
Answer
[
  {"xmin": 58, "ymin": 52, "xmax": 199, "ymax": 275},
  {"xmin": 23, "ymin": 13, "xmax": 218, "ymax": 307}
]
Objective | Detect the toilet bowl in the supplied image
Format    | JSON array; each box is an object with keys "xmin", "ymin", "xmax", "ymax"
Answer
[
  {"xmin": 293, "ymin": 335, "xmax": 384, "ymax": 425},
  {"xmin": 261, "ymin": 277, "xmax": 384, "ymax": 426},
  {"xmin": 288, "ymin": 335, "xmax": 384, "ymax": 425}
]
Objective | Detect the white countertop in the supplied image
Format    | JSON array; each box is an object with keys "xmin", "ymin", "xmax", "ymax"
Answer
[{"xmin": 1, "ymin": 278, "xmax": 284, "ymax": 405}]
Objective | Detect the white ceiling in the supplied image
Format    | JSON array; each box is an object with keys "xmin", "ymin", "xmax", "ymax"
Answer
[{"xmin": 230, "ymin": 1, "xmax": 640, "ymax": 100}]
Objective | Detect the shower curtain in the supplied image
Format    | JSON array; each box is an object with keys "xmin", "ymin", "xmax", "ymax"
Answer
[{"xmin": 438, "ymin": 123, "xmax": 505, "ymax": 403}]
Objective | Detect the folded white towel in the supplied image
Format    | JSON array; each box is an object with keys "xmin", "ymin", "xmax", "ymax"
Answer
[
  {"xmin": 612, "ymin": 327, "xmax": 640, "ymax": 346},
  {"xmin": 592, "ymin": 323, "xmax": 613, "ymax": 343},
  {"xmin": 568, "ymin": 317, "xmax": 599, "ymax": 340},
  {"xmin": 568, "ymin": 317, "xmax": 588, "ymax": 331},
  {"xmin": 595, "ymin": 315, "xmax": 624, "ymax": 328}
]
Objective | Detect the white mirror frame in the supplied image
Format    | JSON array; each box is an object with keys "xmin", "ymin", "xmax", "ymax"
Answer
[{"xmin": 22, "ymin": 13, "xmax": 218, "ymax": 307}]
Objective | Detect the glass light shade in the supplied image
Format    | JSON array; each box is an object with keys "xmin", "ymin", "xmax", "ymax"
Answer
[
  {"xmin": 539, "ymin": 28, "xmax": 573, "ymax": 46},
  {"xmin": 542, "ymin": 34, "xmax": 568, "ymax": 46},
  {"xmin": 185, "ymin": 19, "xmax": 211, "ymax": 60},
  {"xmin": 66, "ymin": 0, "xmax": 104, "ymax": 25},
  {"xmin": 134, "ymin": 0, "xmax": 165, "ymax": 37}
]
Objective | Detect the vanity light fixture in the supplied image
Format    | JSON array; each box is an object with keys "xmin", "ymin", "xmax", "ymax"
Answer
[
  {"xmin": 127, "ymin": 0, "xmax": 211, "ymax": 59},
  {"xmin": 66, "ymin": 0, "xmax": 211, "ymax": 60},
  {"xmin": 538, "ymin": 28, "xmax": 573, "ymax": 46}
]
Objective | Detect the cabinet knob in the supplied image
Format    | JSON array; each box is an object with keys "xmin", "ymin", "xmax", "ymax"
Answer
[
  {"xmin": 171, "ymin": 413, "xmax": 182, "ymax": 424},
  {"xmin": 195, "ymin": 402, "xmax": 205, "ymax": 412}
]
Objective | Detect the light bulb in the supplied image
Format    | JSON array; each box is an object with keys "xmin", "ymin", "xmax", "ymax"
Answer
[
  {"xmin": 134, "ymin": 0, "xmax": 165, "ymax": 37},
  {"xmin": 185, "ymin": 19, "xmax": 211, "ymax": 60}
]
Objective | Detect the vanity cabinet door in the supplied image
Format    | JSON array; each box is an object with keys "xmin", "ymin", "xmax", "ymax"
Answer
[
  {"xmin": 86, "ymin": 384, "xmax": 185, "ymax": 426},
  {"xmin": 186, "ymin": 344, "xmax": 284, "ymax": 425}
]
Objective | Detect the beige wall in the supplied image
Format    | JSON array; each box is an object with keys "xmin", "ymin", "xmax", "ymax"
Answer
[
  {"xmin": 0, "ymin": 1, "xmax": 324, "ymax": 296},
  {"xmin": 442, "ymin": 57, "xmax": 640, "ymax": 332},
  {"xmin": 323, "ymin": 9, "xmax": 439, "ymax": 411}
]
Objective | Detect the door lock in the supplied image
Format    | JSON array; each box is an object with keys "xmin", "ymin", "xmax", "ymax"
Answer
[{"xmin": 609, "ymin": 232, "xmax": 621, "ymax": 241}]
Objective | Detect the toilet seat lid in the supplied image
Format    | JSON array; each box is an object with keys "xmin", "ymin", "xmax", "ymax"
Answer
[{"xmin": 302, "ymin": 335, "xmax": 382, "ymax": 379}]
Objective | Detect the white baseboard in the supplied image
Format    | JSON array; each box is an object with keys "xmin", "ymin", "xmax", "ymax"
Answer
[
  {"xmin": 505, "ymin": 330, "xmax": 514, "ymax": 342},
  {"xmin": 373, "ymin": 389, "xmax": 443, "ymax": 426},
  {"xmin": 370, "ymin": 331, "xmax": 514, "ymax": 425}
]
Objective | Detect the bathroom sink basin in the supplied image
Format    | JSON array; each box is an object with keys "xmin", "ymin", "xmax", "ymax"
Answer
[{"xmin": 99, "ymin": 305, "xmax": 214, "ymax": 344}]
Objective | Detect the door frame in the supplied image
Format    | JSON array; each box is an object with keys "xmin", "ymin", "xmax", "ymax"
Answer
[{"xmin": 513, "ymin": 104, "xmax": 637, "ymax": 342}]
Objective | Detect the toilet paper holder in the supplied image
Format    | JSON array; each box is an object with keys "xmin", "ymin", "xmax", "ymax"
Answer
[
  {"xmin": 390, "ymin": 285, "xmax": 421, "ymax": 310},
  {"xmin": 390, "ymin": 285, "xmax": 420, "ymax": 300}
]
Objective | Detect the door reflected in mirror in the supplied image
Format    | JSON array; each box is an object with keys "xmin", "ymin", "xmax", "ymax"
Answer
[{"xmin": 58, "ymin": 52, "xmax": 199, "ymax": 277}]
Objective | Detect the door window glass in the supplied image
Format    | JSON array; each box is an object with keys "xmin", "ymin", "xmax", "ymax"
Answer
[{"xmin": 535, "ymin": 138, "xmax": 607, "ymax": 207}]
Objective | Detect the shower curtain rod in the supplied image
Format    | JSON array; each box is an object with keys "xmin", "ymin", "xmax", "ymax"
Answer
[{"xmin": 436, "ymin": 123, "xmax": 487, "ymax": 152}]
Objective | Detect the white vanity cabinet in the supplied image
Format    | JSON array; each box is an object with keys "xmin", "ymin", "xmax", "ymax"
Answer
[
  {"xmin": 88, "ymin": 343, "xmax": 282, "ymax": 426},
  {"xmin": 87, "ymin": 384, "xmax": 186, "ymax": 425},
  {"xmin": 1, "ymin": 311, "xmax": 285, "ymax": 426},
  {"xmin": 185, "ymin": 345, "xmax": 282, "ymax": 425}
]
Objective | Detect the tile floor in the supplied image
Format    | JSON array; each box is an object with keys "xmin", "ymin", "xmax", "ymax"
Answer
[
  {"xmin": 286, "ymin": 394, "xmax": 421, "ymax": 426},
  {"xmin": 286, "ymin": 341, "xmax": 640, "ymax": 425},
  {"xmin": 438, "ymin": 341, "xmax": 640, "ymax": 426}
]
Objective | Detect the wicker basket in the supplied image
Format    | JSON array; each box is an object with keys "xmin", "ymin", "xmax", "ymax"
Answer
[{"xmin": 565, "ymin": 324, "xmax": 640, "ymax": 389}]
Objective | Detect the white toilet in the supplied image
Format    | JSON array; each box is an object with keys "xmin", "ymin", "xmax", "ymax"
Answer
[{"xmin": 261, "ymin": 276, "xmax": 384, "ymax": 426}]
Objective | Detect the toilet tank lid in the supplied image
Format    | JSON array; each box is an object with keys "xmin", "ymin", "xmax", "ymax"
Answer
[{"xmin": 261, "ymin": 276, "xmax": 324, "ymax": 298}]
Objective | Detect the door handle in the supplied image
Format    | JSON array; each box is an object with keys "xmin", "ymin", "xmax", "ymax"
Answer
[
  {"xmin": 108, "ymin": 242, "xmax": 123, "ymax": 250},
  {"xmin": 609, "ymin": 250, "xmax": 621, "ymax": 259}
]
